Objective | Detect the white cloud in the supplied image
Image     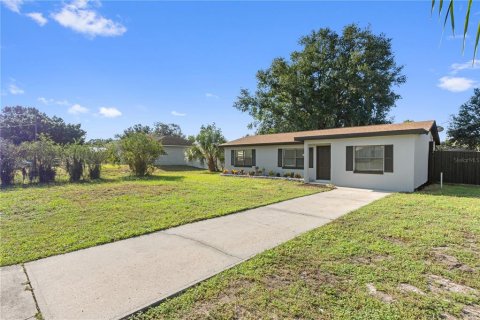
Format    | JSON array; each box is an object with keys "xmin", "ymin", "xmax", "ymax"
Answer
[
  {"xmin": 205, "ymin": 93, "xmax": 219, "ymax": 99},
  {"xmin": 38, "ymin": 97, "xmax": 70, "ymax": 106},
  {"xmin": 450, "ymin": 60, "xmax": 480, "ymax": 74},
  {"xmin": 437, "ymin": 76, "xmax": 477, "ymax": 92},
  {"xmin": 38, "ymin": 97, "xmax": 49, "ymax": 104},
  {"xmin": 51, "ymin": 0, "xmax": 126, "ymax": 38},
  {"xmin": 99, "ymin": 107, "xmax": 122, "ymax": 118},
  {"xmin": 171, "ymin": 110, "xmax": 186, "ymax": 117},
  {"xmin": 8, "ymin": 84, "xmax": 24, "ymax": 95},
  {"xmin": 68, "ymin": 104, "xmax": 89, "ymax": 115},
  {"xmin": 1, "ymin": 0, "xmax": 23, "ymax": 13},
  {"xmin": 26, "ymin": 12, "xmax": 48, "ymax": 26},
  {"xmin": 447, "ymin": 34, "xmax": 469, "ymax": 40},
  {"xmin": 55, "ymin": 99, "xmax": 70, "ymax": 106}
]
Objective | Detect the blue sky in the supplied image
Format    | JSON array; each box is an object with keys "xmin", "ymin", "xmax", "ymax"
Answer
[{"xmin": 1, "ymin": 1, "xmax": 479, "ymax": 141}]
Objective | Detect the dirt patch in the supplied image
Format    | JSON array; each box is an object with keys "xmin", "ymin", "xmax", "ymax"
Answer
[
  {"xmin": 428, "ymin": 275, "xmax": 479, "ymax": 296},
  {"xmin": 440, "ymin": 313, "xmax": 458, "ymax": 320},
  {"xmin": 462, "ymin": 305, "xmax": 480, "ymax": 319},
  {"xmin": 263, "ymin": 271, "xmax": 295, "ymax": 289},
  {"xmin": 189, "ymin": 279, "xmax": 255, "ymax": 318},
  {"xmin": 366, "ymin": 283, "xmax": 395, "ymax": 303},
  {"xmin": 397, "ymin": 283, "xmax": 426, "ymax": 295},
  {"xmin": 432, "ymin": 247, "xmax": 475, "ymax": 272},
  {"xmin": 384, "ymin": 236, "xmax": 406, "ymax": 246},
  {"xmin": 299, "ymin": 268, "xmax": 339, "ymax": 288},
  {"xmin": 439, "ymin": 305, "xmax": 480, "ymax": 320}
]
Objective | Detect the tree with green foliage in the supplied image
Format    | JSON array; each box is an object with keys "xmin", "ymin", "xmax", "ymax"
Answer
[
  {"xmin": 447, "ymin": 88, "xmax": 480, "ymax": 150},
  {"xmin": 0, "ymin": 106, "xmax": 85, "ymax": 145},
  {"xmin": 0, "ymin": 139, "xmax": 19, "ymax": 186},
  {"xmin": 117, "ymin": 124, "xmax": 153, "ymax": 139},
  {"xmin": 234, "ymin": 24, "xmax": 406, "ymax": 134},
  {"xmin": 20, "ymin": 135, "xmax": 61, "ymax": 183},
  {"xmin": 63, "ymin": 143, "xmax": 87, "ymax": 182},
  {"xmin": 119, "ymin": 132, "xmax": 163, "ymax": 176},
  {"xmin": 118, "ymin": 122, "xmax": 185, "ymax": 139},
  {"xmin": 84, "ymin": 146, "xmax": 108, "ymax": 179},
  {"xmin": 186, "ymin": 123, "xmax": 226, "ymax": 172},
  {"xmin": 153, "ymin": 122, "xmax": 185, "ymax": 138}
]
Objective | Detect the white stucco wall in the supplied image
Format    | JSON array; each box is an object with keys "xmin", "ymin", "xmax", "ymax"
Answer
[
  {"xmin": 155, "ymin": 146, "xmax": 207, "ymax": 169},
  {"xmin": 224, "ymin": 133, "xmax": 433, "ymax": 192},
  {"xmin": 303, "ymin": 134, "xmax": 425, "ymax": 192},
  {"xmin": 224, "ymin": 144, "xmax": 304, "ymax": 176},
  {"xmin": 413, "ymin": 132, "xmax": 433, "ymax": 189}
]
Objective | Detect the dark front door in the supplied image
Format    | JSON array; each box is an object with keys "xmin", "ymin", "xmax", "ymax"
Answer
[{"xmin": 316, "ymin": 146, "xmax": 331, "ymax": 180}]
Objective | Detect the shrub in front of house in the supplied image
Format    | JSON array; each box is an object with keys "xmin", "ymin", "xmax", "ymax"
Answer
[
  {"xmin": 268, "ymin": 170, "xmax": 275, "ymax": 176},
  {"xmin": 294, "ymin": 173, "xmax": 302, "ymax": 179},
  {"xmin": 119, "ymin": 132, "xmax": 163, "ymax": 177},
  {"xmin": 249, "ymin": 171, "xmax": 255, "ymax": 176}
]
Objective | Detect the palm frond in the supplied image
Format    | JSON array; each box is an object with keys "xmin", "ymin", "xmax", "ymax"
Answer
[
  {"xmin": 475, "ymin": 22, "xmax": 480, "ymax": 61},
  {"xmin": 464, "ymin": 0, "xmax": 473, "ymax": 51},
  {"xmin": 433, "ymin": 0, "xmax": 478, "ymax": 60}
]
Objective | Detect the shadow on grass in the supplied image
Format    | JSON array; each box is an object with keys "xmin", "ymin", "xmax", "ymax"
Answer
[
  {"xmin": 420, "ymin": 183, "xmax": 480, "ymax": 199},
  {"xmin": 156, "ymin": 165, "xmax": 207, "ymax": 172},
  {"xmin": 119, "ymin": 175, "xmax": 184, "ymax": 182},
  {"xmin": 0, "ymin": 173, "xmax": 185, "ymax": 192}
]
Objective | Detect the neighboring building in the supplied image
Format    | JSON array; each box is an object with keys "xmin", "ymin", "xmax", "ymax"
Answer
[
  {"xmin": 155, "ymin": 136, "xmax": 206, "ymax": 168},
  {"xmin": 221, "ymin": 121, "xmax": 440, "ymax": 192}
]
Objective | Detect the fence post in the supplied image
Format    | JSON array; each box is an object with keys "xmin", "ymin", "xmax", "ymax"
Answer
[{"xmin": 440, "ymin": 172, "xmax": 443, "ymax": 189}]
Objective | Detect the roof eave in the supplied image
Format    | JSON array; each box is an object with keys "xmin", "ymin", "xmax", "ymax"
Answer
[
  {"xmin": 294, "ymin": 129, "xmax": 431, "ymax": 142},
  {"xmin": 220, "ymin": 141, "xmax": 302, "ymax": 147}
]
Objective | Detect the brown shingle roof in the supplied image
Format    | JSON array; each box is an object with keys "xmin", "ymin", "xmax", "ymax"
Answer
[
  {"xmin": 158, "ymin": 136, "xmax": 192, "ymax": 146},
  {"xmin": 221, "ymin": 121, "xmax": 440, "ymax": 147}
]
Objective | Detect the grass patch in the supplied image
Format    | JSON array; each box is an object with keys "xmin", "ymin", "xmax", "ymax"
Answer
[
  {"xmin": 0, "ymin": 165, "xmax": 328, "ymax": 266},
  {"xmin": 131, "ymin": 184, "xmax": 480, "ymax": 320}
]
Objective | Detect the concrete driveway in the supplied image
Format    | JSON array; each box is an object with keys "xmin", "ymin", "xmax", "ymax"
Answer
[{"xmin": 2, "ymin": 187, "xmax": 389, "ymax": 320}]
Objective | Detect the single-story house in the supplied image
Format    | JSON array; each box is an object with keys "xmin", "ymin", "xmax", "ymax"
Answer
[
  {"xmin": 155, "ymin": 136, "xmax": 206, "ymax": 169},
  {"xmin": 221, "ymin": 120, "xmax": 440, "ymax": 192}
]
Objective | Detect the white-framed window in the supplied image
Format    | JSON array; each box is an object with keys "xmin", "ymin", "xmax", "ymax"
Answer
[
  {"xmin": 283, "ymin": 148, "xmax": 304, "ymax": 168},
  {"xmin": 354, "ymin": 145, "xmax": 384, "ymax": 173},
  {"xmin": 234, "ymin": 149, "xmax": 253, "ymax": 167}
]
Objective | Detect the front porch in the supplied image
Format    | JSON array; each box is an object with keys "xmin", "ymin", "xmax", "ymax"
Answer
[{"xmin": 303, "ymin": 143, "xmax": 332, "ymax": 184}]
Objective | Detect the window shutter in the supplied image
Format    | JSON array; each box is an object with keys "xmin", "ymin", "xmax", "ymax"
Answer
[
  {"xmin": 346, "ymin": 146, "xmax": 353, "ymax": 171},
  {"xmin": 252, "ymin": 149, "xmax": 256, "ymax": 166},
  {"xmin": 309, "ymin": 147, "xmax": 314, "ymax": 168},
  {"xmin": 231, "ymin": 150, "xmax": 235, "ymax": 166},
  {"xmin": 384, "ymin": 145, "xmax": 394, "ymax": 173},
  {"xmin": 277, "ymin": 149, "xmax": 283, "ymax": 167}
]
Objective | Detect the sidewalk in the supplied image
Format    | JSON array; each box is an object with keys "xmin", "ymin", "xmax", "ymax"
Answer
[{"xmin": 1, "ymin": 187, "xmax": 389, "ymax": 320}]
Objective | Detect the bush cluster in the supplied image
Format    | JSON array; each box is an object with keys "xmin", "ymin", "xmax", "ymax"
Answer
[
  {"xmin": 222, "ymin": 169, "xmax": 302, "ymax": 179},
  {"xmin": 0, "ymin": 136, "xmax": 108, "ymax": 186}
]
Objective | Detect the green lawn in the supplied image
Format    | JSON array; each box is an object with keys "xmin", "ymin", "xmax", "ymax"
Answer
[
  {"xmin": 131, "ymin": 184, "xmax": 480, "ymax": 320},
  {"xmin": 0, "ymin": 165, "xmax": 328, "ymax": 266}
]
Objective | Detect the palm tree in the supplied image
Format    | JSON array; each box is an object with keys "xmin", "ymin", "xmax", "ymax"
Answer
[
  {"xmin": 186, "ymin": 123, "xmax": 226, "ymax": 172},
  {"xmin": 432, "ymin": 0, "xmax": 479, "ymax": 59}
]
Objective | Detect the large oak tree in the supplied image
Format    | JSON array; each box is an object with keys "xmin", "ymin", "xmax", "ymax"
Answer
[
  {"xmin": 234, "ymin": 24, "xmax": 406, "ymax": 134},
  {"xmin": 0, "ymin": 106, "xmax": 85, "ymax": 145}
]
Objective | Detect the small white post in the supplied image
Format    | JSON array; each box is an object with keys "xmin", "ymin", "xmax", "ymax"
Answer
[{"xmin": 440, "ymin": 172, "xmax": 443, "ymax": 189}]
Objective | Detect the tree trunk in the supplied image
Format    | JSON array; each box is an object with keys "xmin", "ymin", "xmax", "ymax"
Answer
[{"xmin": 207, "ymin": 156, "xmax": 216, "ymax": 172}]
